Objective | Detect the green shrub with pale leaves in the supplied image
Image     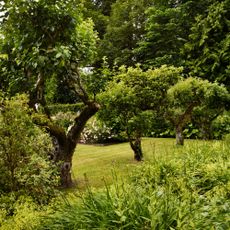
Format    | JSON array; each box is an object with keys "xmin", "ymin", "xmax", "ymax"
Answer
[{"xmin": 0, "ymin": 94, "xmax": 59, "ymax": 204}]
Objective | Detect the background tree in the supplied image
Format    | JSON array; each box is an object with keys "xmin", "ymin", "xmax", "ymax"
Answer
[
  {"xmin": 165, "ymin": 77, "xmax": 229, "ymax": 145},
  {"xmin": 83, "ymin": 0, "xmax": 116, "ymax": 39},
  {"xmin": 136, "ymin": 2, "xmax": 184, "ymax": 68},
  {"xmin": 135, "ymin": 0, "xmax": 215, "ymax": 69},
  {"xmin": 184, "ymin": 0, "xmax": 230, "ymax": 89},
  {"xmin": 191, "ymin": 82, "xmax": 230, "ymax": 140},
  {"xmin": 101, "ymin": 0, "xmax": 153, "ymax": 67},
  {"xmin": 211, "ymin": 111, "xmax": 230, "ymax": 139},
  {"xmin": 98, "ymin": 71, "xmax": 149, "ymax": 161},
  {"xmin": 0, "ymin": 0, "xmax": 99, "ymax": 187}
]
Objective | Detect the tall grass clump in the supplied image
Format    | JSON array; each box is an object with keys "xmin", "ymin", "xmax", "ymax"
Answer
[{"xmin": 40, "ymin": 140, "xmax": 230, "ymax": 229}]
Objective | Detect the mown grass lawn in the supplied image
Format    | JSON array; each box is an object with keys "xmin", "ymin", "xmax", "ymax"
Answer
[{"xmin": 72, "ymin": 138, "xmax": 198, "ymax": 189}]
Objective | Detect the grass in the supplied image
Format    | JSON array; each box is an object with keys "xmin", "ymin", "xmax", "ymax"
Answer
[
  {"xmin": 40, "ymin": 138, "xmax": 230, "ymax": 230},
  {"xmin": 1, "ymin": 138, "xmax": 229, "ymax": 229},
  {"xmin": 72, "ymin": 138, "xmax": 198, "ymax": 189}
]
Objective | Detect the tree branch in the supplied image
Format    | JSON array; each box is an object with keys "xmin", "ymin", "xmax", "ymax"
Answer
[
  {"xmin": 32, "ymin": 114, "xmax": 67, "ymax": 145},
  {"xmin": 67, "ymin": 101, "xmax": 100, "ymax": 150}
]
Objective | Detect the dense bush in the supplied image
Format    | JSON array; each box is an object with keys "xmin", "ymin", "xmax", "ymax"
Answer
[
  {"xmin": 37, "ymin": 140, "xmax": 230, "ymax": 229},
  {"xmin": 0, "ymin": 196, "xmax": 47, "ymax": 230},
  {"xmin": 212, "ymin": 112, "xmax": 230, "ymax": 139},
  {"xmin": 0, "ymin": 94, "xmax": 59, "ymax": 204}
]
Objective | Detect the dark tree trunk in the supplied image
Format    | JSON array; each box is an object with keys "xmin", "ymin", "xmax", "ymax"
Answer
[
  {"xmin": 167, "ymin": 102, "xmax": 200, "ymax": 146},
  {"xmin": 175, "ymin": 125, "xmax": 184, "ymax": 145},
  {"xmin": 129, "ymin": 135, "xmax": 143, "ymax": 161},
  {"xmin": 30, "ymin": 69, "xmax": 100, "ymax": 187},
  {"xmin": 34, "ymin": 101, "xmax": 100, "ymax": 188},
  {"xmin": 53, "ymin": 101, "xmax": 100, "ymax": 187},
  {"xmin": 52, "ymin": 136, "xmax": 74, "ymax": 187}
]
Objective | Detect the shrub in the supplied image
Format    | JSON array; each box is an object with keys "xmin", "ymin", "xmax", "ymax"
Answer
[
  {"xmin": 0, "ymin": 94, "xmax": 59, "ymax": 204},
  {"xmin": 212, "ymin": 112, "xmax": 230, "ymax": 139},
  {"xmin": 0, "ymin": 196, "xmax": 47, "ymax": 230}
]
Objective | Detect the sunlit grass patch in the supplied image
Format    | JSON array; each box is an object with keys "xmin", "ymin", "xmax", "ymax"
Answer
[{"xmin": 71, "ymin": 138, "xmax": 219, "ymax": 189}]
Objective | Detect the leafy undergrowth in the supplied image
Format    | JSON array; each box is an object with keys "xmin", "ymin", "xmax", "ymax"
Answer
[{"xmin": 1, "ymin": 140, "xmax": 229, "ymax": 229}]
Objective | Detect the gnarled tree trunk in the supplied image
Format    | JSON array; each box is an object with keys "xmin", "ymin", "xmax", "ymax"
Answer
[
  {"xmin": 31, "ymin": 68, "xmax": 100, "ymax": 187},
  {"xmin": 128, "ymin": 133, "xmax": 143, "ymax": 161},
  {"xmin": 175, "ymin": 125, "xmax": 184, "ymax": 145},
  {"xmin": 49, "ymin": 101, "xmax": 100, "ymax": 187},
  {"xmin": 52, "ymin": 136, "xmax": 74, "ymax": 187},
  {"xmin": 171, "ymin": 102, "xmax": 200, "ymax": 146}
]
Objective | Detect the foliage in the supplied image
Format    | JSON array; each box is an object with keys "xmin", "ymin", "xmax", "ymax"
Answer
[
  {"xmin": 165, "ymin": 77, "xmax": 229, "ymax": 144},
  {"xmin": 36, "ymin": 140, "xmax": 230, "ymax": 229},
  {"xmin": 99, "ymin": 65, "xmax": 182, "ymax": 135},
  {"xmin": 82, "ymin": 0, "xmax": 116, "ymax": 39},
  {"xmin": 0, "ymin": 94, "xmax": 59, "ymax": 203},
  {"xmin": 0, "ymin": 196, "xmax": 47, "ymax": 230},
  {"xmin": 212, "ymin": 112, "xmax": 230, "ymax": 139},
  {"xmin": 119, "ymin": 65, "xmax": 182, "ymax": 107},
  {"xmin": 99, "ymin": 80, "xmax": 139, "ymax": 129},
  {"xmin": 101, "ymin": 0, "xmax": 153, "ymax": 67},
  {"xmin": 51, "ymin": 111, "xmax": 76, "ymax": 131},
  {"xmin": 47, "ymin": 103, "xmax": 83, "ymax": 114},
  {"xmin": 184, "ymin": 0, "xmax": 230, "ymax": 89},
  {"xmin": 136, "ymin": 3, "xmax": 184, "ymax": 67},
  {"xmin": 167, "ymin": 77, "xmax": 206, "ymax": 108},
  {"xmin": 0, "ymin": 0, "xmax": 98, "ymax": 96},
  {"xmin": 0, "ymin": 0, "xmax": 100, "ymax": 187},
  {"xmin": 98, "ymin": 65, "xmax": 183, "ymax": 155},
  {"xmin": 135, "ymin": 0, "xmax": 212, "ymax": 69},
  {"xmin": 99, "ymin": 77, "xmax": 147, "ymax": 159},
  {"xmin": 81, "ymin": 57, "xmax": 113, "ymax": 97}
]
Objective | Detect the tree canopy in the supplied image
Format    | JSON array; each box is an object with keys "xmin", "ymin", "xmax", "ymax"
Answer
[
  {"xmin": 99, "ymin": 65, "xmax": 183, "ymax": 158},
  {"xmin": 184, "ymin": 0, "xmax": 230, "ymax": 89}
]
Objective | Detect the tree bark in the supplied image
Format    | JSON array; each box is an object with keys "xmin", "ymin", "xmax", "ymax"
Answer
[
  {"xmin": 30, "ymin": 68, "xmax": 100, "ymax": 187},
  {"xmin": 53, "ymin": 102, "xmax": 100, "ymax": 187},
  {"xmin": 168, "ymin": 102, "xmax": 200, "ymax": 146},
  {"xmin": 51, "ymin": 135, "xmax": 73, "ymax": 187},
  {"xmin": 129, "ymin": 135, "xmax": 143, "ymax": 161},
  {"xmin": 33, "ymin": 101, "xmax": 100, "ymax": 187},
  {"xmin": 175, "ymin": 125, "xmax": 184, "ymax": 145}
]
